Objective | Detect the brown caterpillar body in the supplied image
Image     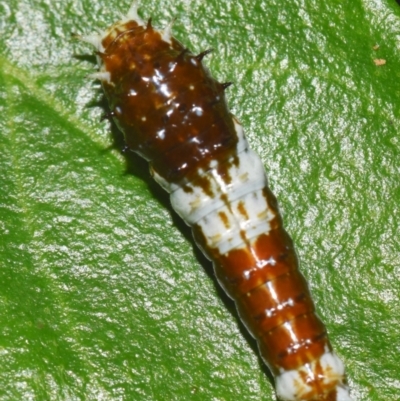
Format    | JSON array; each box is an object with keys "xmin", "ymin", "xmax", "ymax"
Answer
[{"xmin": 81, "ymin": 6, "xmax": 352, "ymax": 400}]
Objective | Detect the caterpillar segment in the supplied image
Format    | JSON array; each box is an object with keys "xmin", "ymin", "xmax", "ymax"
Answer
[{"xmin": 81, "ymin": 5, "xmax": 353, "ymax": 401}]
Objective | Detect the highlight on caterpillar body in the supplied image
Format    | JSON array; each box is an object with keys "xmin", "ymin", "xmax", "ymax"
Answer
[{"xmin": 79, "ymin": 3, "xmax": 353, "ymax": 400}]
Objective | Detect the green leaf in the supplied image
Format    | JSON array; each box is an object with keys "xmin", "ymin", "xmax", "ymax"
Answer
[{"xmin": 1, "ymin": 0, "xmax": 399, "ymax": 400}]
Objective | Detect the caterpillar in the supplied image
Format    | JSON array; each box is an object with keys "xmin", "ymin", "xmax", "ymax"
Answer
[{"xmin": 79, "ymin": 4, "xmax": 353, "ymax": 400}]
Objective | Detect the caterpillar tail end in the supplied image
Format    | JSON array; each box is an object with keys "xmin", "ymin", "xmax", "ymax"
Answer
[
  {"xmin": 334, "ymin": 385, "xmax": 353, "ymax": 401},
  {"xmin": 275, "ymin": 352, "xmax": 353, "ymax": 401}
]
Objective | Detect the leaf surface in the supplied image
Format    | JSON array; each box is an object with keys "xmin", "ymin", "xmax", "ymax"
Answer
[{"xmin": 0, "ymin": 0, "xmax": 399, "ymax": 400}]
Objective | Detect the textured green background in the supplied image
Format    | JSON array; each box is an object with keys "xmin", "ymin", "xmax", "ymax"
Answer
[{"xmin": 1, "ymin": 0, "xmax": 400, "ymax": 400}]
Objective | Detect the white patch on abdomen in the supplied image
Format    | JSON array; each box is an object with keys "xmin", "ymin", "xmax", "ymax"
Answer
[
  {"xmin": 153, "ymin": 118, "xmax": 277, "ymax": 254},
  {"xmin": 275, "ymin": 352, "xmax": 353, "ymax": 401}
]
